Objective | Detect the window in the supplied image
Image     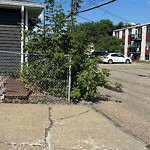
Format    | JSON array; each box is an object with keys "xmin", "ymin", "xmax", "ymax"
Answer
[
  {"xmin": 146, "ymin": 42, "xmax": 150, "ymax": 47},
  {"xmin": 135, "ymin": 29, "xmax": 138, "ymax": 34},
  {"xmin": 138, "ymin": 28, "xmax": 142, "ymax": 34},
  {"xmin": 122, "ymin": 30, "xmax": 125, "ymax": 36},
  {"xmin": 115, "ymin": 32, "xmax": 119, "ymax": 38},
  {"xmin": 118, "ymin": 54, "xmax": 124, "ymax": 57},
  {"xmin": 145, "ymin": 55, "xmax": 149, "ymax": 60},
  {"xmin": 129, "ymin": 29, "xmax": 132, "ymax": 35},
  {"xmin": 111, "ymin": 54, "xmax": 118, "ymax": 57},
  {"xmin": 128, "ymin": 44, "xmax": 131, "ymax": 48},
  {"xmin": 147, "ymin": 26, "xmax": 150, "ymax": 32}
]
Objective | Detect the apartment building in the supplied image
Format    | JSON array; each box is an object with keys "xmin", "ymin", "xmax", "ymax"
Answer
[{"xmin": 113, "ymin": 23, "xmax": 150, "ymax": 60}]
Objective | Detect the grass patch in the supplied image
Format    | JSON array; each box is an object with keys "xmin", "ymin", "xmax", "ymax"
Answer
[{"xmin": 139, "ymin": 60, "xmax": 150, "ymax": 64}]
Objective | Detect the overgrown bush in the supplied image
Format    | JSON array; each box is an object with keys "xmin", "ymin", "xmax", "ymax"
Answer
[{"xmin": 21, "ymin": 0, "xmax": 122, "ymax": 101}]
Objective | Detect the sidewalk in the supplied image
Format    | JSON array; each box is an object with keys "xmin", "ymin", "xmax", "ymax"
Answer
[
  {"xmin": 49, "ymin": 105, "xmax": 146, "ymax": 150},
  {"xmin": 0, "ymin": 104, "xmax": 49, "ymax": 150},
  {"xmin": 0, "ymin": 104, "xmax": 147, "ymax": 150}
]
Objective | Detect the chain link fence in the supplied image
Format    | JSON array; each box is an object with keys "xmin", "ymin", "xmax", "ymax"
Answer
[
  {"xmin": 0, "ymin": 50, "xmax": 71, "ymax": 101},
  {"xmin": 0, "ymin": 50, "xmax": 21, "ymax": 73}
]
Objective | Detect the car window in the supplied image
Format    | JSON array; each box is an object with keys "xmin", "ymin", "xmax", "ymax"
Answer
[
  {"xmin": 118, "ymin": 54, "xmax": 124, "ymax": 57},
  {"xmin": 111, "ymin": 54, "xmax": 118, "ymax": 57},
  {"xmin": 104, "ymin": 53, "xmax": 109, "ymax": 56}
]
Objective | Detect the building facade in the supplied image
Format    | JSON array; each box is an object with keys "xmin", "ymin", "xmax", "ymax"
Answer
[
  {"xmin": 113, "ymin": 23, "xmax": 150, "ymax": 61},
  {"xmin": 0, "ymin": 0, "xmax": 44, "ymax": 73}
]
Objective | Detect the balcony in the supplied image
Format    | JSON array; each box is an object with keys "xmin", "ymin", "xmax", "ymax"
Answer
[
  {"xmin": 129, "ymin": 47, "xmax": 141, "ymax": 54},
  {"xmin": 131, "ymin": 34, "xmax": 142, "ymax": 41}
]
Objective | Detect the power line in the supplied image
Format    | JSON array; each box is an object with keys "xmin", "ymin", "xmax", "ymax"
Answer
[
  {"xmin": 67, "ymin": 0, "xmax": 116, "ymax": 18},
  {"xmin": 81, "ymin": 0, "xmax": 104, "ymax": 9},
  {"xmin": 89, "ymin": 0, "xmax": 138, "ymax": 23},
  {"xmin": 99, "ymin": 7, "xmax": 132, "ymax": 22},
  {"xmin": 77, "ymin": 15, "xmax": 93, "ymax": 22},
  {"xmin": 77, "ymin": 0, "xmax": 116, "ymax": 14}
]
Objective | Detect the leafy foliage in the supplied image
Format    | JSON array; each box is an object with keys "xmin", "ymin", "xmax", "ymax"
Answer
[
  {"xmin": 22, "ymin": 1, "xmax": 121, "ymax": 101},
  {"xmin": 75, "ymin": 20, "xmax": 123, "ymax": 53},
  {"xmin": 95, "ymin": 36, "xmax": 123, "ymax": 53},
  {"xmin": 71, "ymin": 58, "xmax": 110, "ymax": 100},
  {"xmin": 114, "ymin": 21, "xmax": 140, "ymax": 30},
  {"xmin": 21, "ymin": 2, "xmax": 69, "ymax": 97},
  {"xmin": 21, "ymin": 52, "xmax": 68, "ymax": 97}
]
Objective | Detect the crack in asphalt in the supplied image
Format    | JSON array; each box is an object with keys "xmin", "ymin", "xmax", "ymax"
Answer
[
  {"xmin": 91, "ymin": 106, "xmax": 149, "ymax": 149},
  {"xmin": 0, "ymin": 106, "xmax": 54, "ymax": 150},
  {"xmin": 91, "ymin": 106, "xmax": 123, "ymax": 128},
  {"xmin": 0, "ymin": 141, "xmax": 17, "ymax": 149},
  {"xmin": 54, "ymin": 109, "xmax": 91, "ymax": 121},
  {"xmin": 44, "ymin": 107, "xmax": 91, "ymax": 150},
  {"xmin": 45, "ymin": 106, "xmax": 53, "ymax": 150},
  {"xmin": 0, "ymin": 141, "xmax": 45, "ymax": 149}
]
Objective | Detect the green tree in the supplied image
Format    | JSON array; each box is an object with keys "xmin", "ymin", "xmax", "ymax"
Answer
[
  {"xmin": 95, "ymin": 36, "xmax": 123, "ymax": 53},
  {"xmin": 22, "ymin": 0, "xmax": 115, "ymax": 101},
  {"xmin": 75, "ymin": 19, "xmax": 123, "ymax": 53},
  {"xmin": 114, "ymin": 21, "xmax": 140, "ymax": 30}
]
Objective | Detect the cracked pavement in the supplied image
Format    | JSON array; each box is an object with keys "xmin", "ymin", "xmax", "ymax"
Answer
[
  {"xmin": 49, "ymin": 105, "xmax": 146, "ymax": 150},
  {"xmin": 0, "ymin": 104, "xmax": 49, "ymax": 150},
  {"xmin": 0, "ymin": 104, "xmax": 147, "ymax": 150}
]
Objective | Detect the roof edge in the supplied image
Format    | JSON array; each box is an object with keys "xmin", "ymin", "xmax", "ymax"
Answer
[
  {"xmin": 0, "ymin": 1, "xmax": 45, "ymax": 8},
  {"xmin": 113, "ymin": 23, "xmax": 150, "ymax": 32}
]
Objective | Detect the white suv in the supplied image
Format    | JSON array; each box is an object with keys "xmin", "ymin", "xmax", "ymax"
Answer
[{"xmin": 102, "ymin": 53, "xmax": 132, "ymax": 64}]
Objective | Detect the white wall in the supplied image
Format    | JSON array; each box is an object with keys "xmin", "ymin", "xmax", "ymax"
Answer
[
  {"xmin": 119, "ymin": 31, "xmax": 122, "ymax": 39},
  {"xmin": 141, "ymin": 26, "xmax": 146, "ymax": 60},
  {"xmin": 124, "ymin": 29, "xmax": 128, "ymax": 56}
]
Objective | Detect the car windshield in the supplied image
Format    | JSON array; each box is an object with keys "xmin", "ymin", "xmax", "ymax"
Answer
[{"xmin": 104, "ymin": 53, "xmax": 109, "ymax": 57}]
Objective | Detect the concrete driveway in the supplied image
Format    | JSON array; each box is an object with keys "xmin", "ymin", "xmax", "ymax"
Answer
[
  {"xmin": 0, "ymin": 104, "xmax": 147, "ymax": 150},
  {"xmin": 0, "ymin": 104, "xmax": 49, "ymax": 150}
]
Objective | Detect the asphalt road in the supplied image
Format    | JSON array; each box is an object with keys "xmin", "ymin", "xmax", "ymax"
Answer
[{"xmin": 95, "ymin": 63, "xmax": 150, "ymax": 146}]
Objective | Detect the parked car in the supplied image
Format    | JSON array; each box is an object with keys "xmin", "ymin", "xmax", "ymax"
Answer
[
  {"xmin": 90, "ymin": 51, "xmax": 109, "ymax": 57},
  {"xmin": 102, "ymin": 53, "xmax": 132, "ymax": 64}
]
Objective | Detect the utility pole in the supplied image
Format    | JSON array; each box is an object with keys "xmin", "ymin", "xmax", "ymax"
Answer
[
  {"xmin": 66, "ymin": 0, "xmax": 74, "ymax": 102},
  {"xmin": 67, "ymin": 56, "xmax": 71, "ymax": 102},
  {"xmin": 70, "ymin": 0, "xmax": 74, "ymax": 30}
]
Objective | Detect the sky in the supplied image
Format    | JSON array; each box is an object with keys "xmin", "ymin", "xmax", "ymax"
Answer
[{"xmin": 34, "ymin": 0, "xmax": 150, "ymax": 25}]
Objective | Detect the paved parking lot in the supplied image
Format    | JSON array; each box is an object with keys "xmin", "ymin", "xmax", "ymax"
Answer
[{"xmin": 96, "ymin": 63, "xmax": 150, "ymax": 145}]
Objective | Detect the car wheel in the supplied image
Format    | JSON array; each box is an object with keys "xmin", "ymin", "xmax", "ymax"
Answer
[
  {"xmin": 108, "ymin": 59, "xmax": 113, "ymax": 64},
  {"xmin": 125, "ymin": 59, "xmax": 130, "ymax": 64}
]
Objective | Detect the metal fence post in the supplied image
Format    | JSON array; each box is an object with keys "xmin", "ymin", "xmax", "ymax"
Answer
[{"xmin": 67, "ymin": 56, "xmax": 71, "ymax": 102}]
